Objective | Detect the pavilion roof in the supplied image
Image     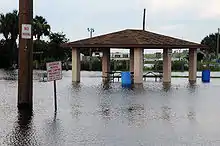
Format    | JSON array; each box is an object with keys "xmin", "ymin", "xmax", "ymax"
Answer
[{"xmin": 62, "ymin": 29, "xmax": 207, "ymax": 49}]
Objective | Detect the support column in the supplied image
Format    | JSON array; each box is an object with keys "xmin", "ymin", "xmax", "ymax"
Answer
[
  {"xmin": 130, "ymin": 48, "xmax": 134, "ymax": 72},
  {"xmin": 134, "ymin": 48, "xmax": 143, "ymax": 87},
  {"xmin": 72, "ymin": 48, "xmax": 80, "ymax": 82},
  {"xmin": 163, "ymin": 49, "xmax": 172, "ymax": 83},
  {"xmin": 102, "ymin": 48, "xmax": 110, "ymax": 82},
  {"xmin": 189, "ymin": 48, "xmax": 197, "ymax": 83}
]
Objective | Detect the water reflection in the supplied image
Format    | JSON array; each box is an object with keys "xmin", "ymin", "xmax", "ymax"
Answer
[
  {"xmin": 0, "ymin": 69, "xmax": 17, "ymax": 80},
  {"xmin": 126, "ymin": 104, "xmax": 146, "ymax": 127},
  {"xmin": 187, "ymin": 107, "xmax": 196, "ymax": 120},
  {"xmin": 100, "ymin": 104, "xmax": 111, "ymax": 121},
  {"xmin": 187, "ymin": 82, "xmax": 197, "ymax": 94},
  {"xmin": 5, "ymin": 109, "xmax": 39, "ymax": 146},
  {"xmin": 71, "ymin": 82, "xmax": 81, "ymax": 92},
  {"xmin": 43, "ymin": 112, "xmax": 64, "ymax": 146},
  {"xmin": 101, "ymin": 82, "xmax": 112, "ymax": 90},
  {"xmin": 1, "ymin": 70, "xmax": 220, "ymax": 145},
  {"xmin": 162, "ymin": 82, "xmax": 171, "ymax": 92},
  {"xmin": 161, "ymin": 106, "xmax": 171, "ymax": 121}
]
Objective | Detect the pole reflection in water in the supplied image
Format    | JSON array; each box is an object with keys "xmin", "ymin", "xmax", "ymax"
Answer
[
  {"xmin": 187, "ymin": 82, "xmax": 197, "ymax": 94},
  {"xmin": 102, "ymin": 82, "xmax": 112, "ymax": 90},
  {"xmin": 163, "ymin": 82, "xmax": 171, "ymax": 92},
  {"xmin": 43, "ymin": 112, "xmax": 64, "ymax": 146},
  {"xmin": 5, "ymin": 109, "xmax": 39, "ymax": 146},
  {"xmin": 72, "ymin": 82, "xmax": 81, "ymax": 92},
  {"xmin": 126, "ymin": 104, "xmax": 146, "ymax": 127}
]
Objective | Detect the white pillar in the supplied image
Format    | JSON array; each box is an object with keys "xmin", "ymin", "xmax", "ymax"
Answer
[
  {"xmin": 189, "ymin": 48, "xmax": 197, "ymax": 83},
  {"xmin": 102, "ymin": 48, "xmax": 110, "ymax": 82},
  {"xmin": 130, "ymin": 48, "xmax": 134, "ymax": 72},
  {"xmin": 72, "ymin": 48, "xmax": 80, "ymax": 82},
  {"xmin": 134, "ymin": 48, "xmax": 143, "ymax": 86},
  {"xmin": 163, "ymin": 49, "xmax": 172, "ymax": 83}
]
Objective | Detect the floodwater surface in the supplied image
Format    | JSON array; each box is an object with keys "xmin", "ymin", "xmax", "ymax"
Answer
[{"xmin": 1, "ymin": 70, "xmax": 220, "ymax": 145}]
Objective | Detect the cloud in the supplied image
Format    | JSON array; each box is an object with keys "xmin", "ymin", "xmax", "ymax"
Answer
[
  {"xmin": 138, "ymin": 0, "xmax": 220, "ymax": 19},
  {"xmin": 198, "ymin": 0, "xmax": 220, "ymax": 19},
  {"xmin": 138, "ymin": 0, "xmax": 188, "ymax": 12},
  {"xmin": 1, "ymin": 0, "xmax": 220, "ymax": 44},
  {"xmin": 0, "ymin": 0, "xmax": 18, "ymax": 13},
  {"xmin": 159, "ymin": 24, "xmax": 185, "ymax": 31}
]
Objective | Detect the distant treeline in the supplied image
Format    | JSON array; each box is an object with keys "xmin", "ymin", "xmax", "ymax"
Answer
[{"xmin": 1, "ymin": 10, "xmax": 220, "ymax": 70}]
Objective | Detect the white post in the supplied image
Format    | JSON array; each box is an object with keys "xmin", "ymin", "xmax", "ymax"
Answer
[
  {"xmin": 72, "ymin": 48, "xmax": 80, "ymax": 82},
  {"xmin": 189, "ymin": 48, "xmax": 197, "ymax": 83},
  {"xmin": 102, "ymin": 48, "xmax": 110, "ymax": 82},
  {"xmin": 133, "ymin": 48, "xmax": 143, "ymax": 87},
  {"xmin": 163, "ymin": 49, "xmax": 172, "ymax": 83}
]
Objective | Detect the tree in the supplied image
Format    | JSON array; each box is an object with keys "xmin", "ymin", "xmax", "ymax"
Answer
[
  {"xmin": 0, "ymin": 10, "xmax": 19, "ymax": 40},
  {"xmin": 33, "ymin": 16, "xmax": 51, "ymax": 40},
  {"xmin": 0, "ymin": 13, "xmax": 9, "ymax": 40},
  {"xmin": 46, "ymin": 32, "xmax": 70, "ymax": 61},
  {"xmin": 201, "ymin": 33, "xmax": 220, "ymax": 54},
  {"xmin": 0, "ymin": 10, "xmax": 19, "ymax": 67}
]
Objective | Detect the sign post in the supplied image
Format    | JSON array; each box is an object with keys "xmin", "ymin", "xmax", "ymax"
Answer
[
  {"xmin": 46, "ymin": 61, "xmax": 62, "ymax": 112},
  {"xmin": 53, "ymin": 80, "xmax": 57, "ymax": 112}
]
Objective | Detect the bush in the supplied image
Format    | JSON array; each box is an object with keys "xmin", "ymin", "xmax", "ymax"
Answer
[{"xmin": 172, "ymin": 60, "xmax": 188, "ymax": 71}]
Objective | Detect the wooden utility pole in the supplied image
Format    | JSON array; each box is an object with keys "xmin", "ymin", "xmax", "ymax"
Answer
[{"xmin": 18, "ymin": 0, "xmax": 33, "ymax": 109}]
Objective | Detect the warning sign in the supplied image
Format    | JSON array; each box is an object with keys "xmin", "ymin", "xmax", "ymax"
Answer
[
  {"xmin": 21, "ymin": 24, "xmax": 32, "ymax": 39},
  {"xmin": 46, "ymin": 61, "xmax": 62, "ymax": 82}
]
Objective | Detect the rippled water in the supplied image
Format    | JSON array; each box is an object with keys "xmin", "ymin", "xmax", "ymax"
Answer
[{"xmin": 1, "ymin": 69, "xmax": 220, "ymax": 145}]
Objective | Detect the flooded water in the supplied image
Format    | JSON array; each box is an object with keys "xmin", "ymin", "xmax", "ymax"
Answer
[{"xmin": 1, "ymin": 69, "xmax": 220, "ymax": 145}]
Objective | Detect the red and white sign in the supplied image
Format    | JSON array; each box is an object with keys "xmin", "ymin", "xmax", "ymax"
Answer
[
  {"xmin": 21, "ymin": 24, "xmax": 32, "ymax": 39},
  {"xmin": 46, "ymin": 61, "xmax": 62, "ymax": 82}
]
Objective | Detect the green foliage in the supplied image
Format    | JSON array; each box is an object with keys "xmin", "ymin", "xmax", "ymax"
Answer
[
  {"xmin": 0, "ymin": 9, "xmax": 71, "ymax": 69},
  {"xmin": 151, "ymin": 60, "xmax": 188, "ymax": 72},
  {"xmin": 0, "ymin": 10, "xmax": 19, "ymax": 68},
  {"xmin": 33, "ymin": 16, "xmax": 51, "ymax": 40},
  {"xmin": 111, "ymin": 60, "xmax": 129, "ymax": 71},
  {"xmin": 172, "ymin": 60, "xmax": 188, "ymax": 71},
  {"xmin": 197, "ymin": 52, "xmax": 204, "ymax": 61},
  {"xmin": 81, "ymin": 57, "xmax": 102, "ymax": 71},
  {"xmin": 144, "ymin": 53, "xmax": 156, "ymax": 59},
  {"xmin": 47, "ymin": 32, "xmax": 70, "ymax": 61},
  {"xmin": 152, "ymin": 60, "xmax": 163, "ymax": 71},
  {"xmin": 81, "ymin": 59, "xmax": 129, "ymax": 71},
  {"xmin": 201, "ymin": 33, "xmax": 219, "ymax": 54},
  {"xmin": 0, "ymin": 10, "xmax": 18, "ymax": 41},
  {"xmin": 0, "ymin": 39, "xmax": 11, "ymax": 68}
]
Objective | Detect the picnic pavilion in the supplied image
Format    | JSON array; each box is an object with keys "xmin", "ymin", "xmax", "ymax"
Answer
[{"xmin": 62, "ymin": 29, "xmax": 207, "ymax": 87}]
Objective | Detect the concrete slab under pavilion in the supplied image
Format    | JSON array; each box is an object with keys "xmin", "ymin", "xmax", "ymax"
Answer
[{"xmin": 62, "ymin": 29, "xmax": 207, "ymax": 87}]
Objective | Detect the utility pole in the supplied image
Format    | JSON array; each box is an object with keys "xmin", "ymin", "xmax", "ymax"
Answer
[
  {"xmin": 18, "ymin": 0, "xmax": 33, "ymax": 109},
  {"xmin": 142, "ymin": 9, "xmax": 146, "ymax": 69},
  {"xmin": 143, "ymin": 8, "xmax": 146, "ymax": 31},
  {"xmin": 217, "ymin": 28, "xmax": 220, "ymax": 58},
  {"xmin": 87, "ymin": 28, "xmax": 95, "ymax": 71}
]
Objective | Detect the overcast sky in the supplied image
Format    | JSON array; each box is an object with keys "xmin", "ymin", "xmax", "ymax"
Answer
[{"xmin": 1, "ymin": 0, "xmax": 220, "ymax": 53}]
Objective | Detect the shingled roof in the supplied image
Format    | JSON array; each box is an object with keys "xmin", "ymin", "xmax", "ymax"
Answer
[{"xmin": 62, "ymin": 29, "xmax": 207, "ymax": 49}]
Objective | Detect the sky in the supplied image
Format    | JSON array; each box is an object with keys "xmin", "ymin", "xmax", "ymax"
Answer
[{"xmin": 0, "ymin": 0, "xmax": 220, "ymax": 53}]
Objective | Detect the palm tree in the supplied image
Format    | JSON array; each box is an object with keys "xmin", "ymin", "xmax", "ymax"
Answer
[
  {"xmin": 0, "ymin": 10, "xmax": 19, "ymax": 67},
  {"xmin": 33, "ymin": 16, "xmax": 51, "ymax": 40},
  {"xmin": 0, "ymin": 12, "xmax": 10, "ymax": 40}
]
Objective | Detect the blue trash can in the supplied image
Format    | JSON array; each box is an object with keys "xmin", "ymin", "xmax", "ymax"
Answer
[
  {"xmin": 121, "ymin": 72, "xmax": 132, "ymax": 88},
  {"xmin": 202, "ymin": 69, "xmax": 210, "ymax": 83}
]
